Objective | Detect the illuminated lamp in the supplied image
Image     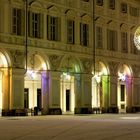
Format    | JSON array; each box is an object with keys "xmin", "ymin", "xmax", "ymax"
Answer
[{"xmin": 118, "ymin": 72, "xmax": 126, "ymax": 81}]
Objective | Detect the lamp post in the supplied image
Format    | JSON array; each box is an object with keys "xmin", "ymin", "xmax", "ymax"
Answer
[{"xmin": 24, "ymin": 0, "xmax": 37, "ymax": 73}]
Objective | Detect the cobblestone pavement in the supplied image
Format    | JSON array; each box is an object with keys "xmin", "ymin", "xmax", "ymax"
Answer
[{"xmin": 0, "ymin": 114, "xmax": 140, "ymax": 140}]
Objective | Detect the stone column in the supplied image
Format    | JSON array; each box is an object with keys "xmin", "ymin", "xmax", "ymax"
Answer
[
  {"xmin": 41, "ymin": 71, "xmax": 50, "ymax": 115},
  {"xmin": 126, "ymin": 77, "xmax": 133, "ymax": 113},
  {"xmin": 2, "ymin": 69, "xmax": 10, "ymax": 115},
  {"xmin": 9, "ymin": 68, "xmax": 25, "ymax": 115},
  {"xmin": 74, "ymin": 74, "xmax": 82, "ymax": 113},
  {"xmin": 109, "ymin": 75, "xmax": 118, "ymax": 113},
  {"xmin": 49, "ymin": 71, "xmax": 61, "ymax": 114},
  {"xmin": 81, "ymin": 74, "xmax": 92, "ymax": 114}
]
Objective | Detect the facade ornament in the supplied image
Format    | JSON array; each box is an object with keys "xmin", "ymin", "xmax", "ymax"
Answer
[
  {"xmin": 108, "ymin": 61, "xmax": 119, "ymax": 76},
  {"xmin": 10, "ymin": 50, "xmax": 24, "ymax": 68},
  {"xmin": 49, "ymin": 55, "xmax": 61, "ymax": 70},
  {"xmin": 82, "ymin": 59, "xmax": 92, "ymax": 73}
]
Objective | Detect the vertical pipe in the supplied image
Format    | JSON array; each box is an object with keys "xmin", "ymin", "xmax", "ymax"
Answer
[
  {"xmin": 93, "ymin": 0, "xmax": 96, "ymax": 75},
  {"xmin": 24, "ymin": 0, "xmax": 28, "ymax": 73}
]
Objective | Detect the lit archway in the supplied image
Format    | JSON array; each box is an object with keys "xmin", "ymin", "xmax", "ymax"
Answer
[
  {"xmin": 117, "ymin": 64, "xmax": 132, "ymax": 113},
  {"xmin": 60, "ymin": 56, "xmax": 81, "ymax": 114},
  {"xmin": 24, "ymin": 53, "xmax": 49, "ymax": 114},
  {"xmin": 0, "ymin": 52, "xmax": 8, "ymax": 114},
  {"xmin": 92, "ymin": 61, "xmax": 109, "ymax": 113}
]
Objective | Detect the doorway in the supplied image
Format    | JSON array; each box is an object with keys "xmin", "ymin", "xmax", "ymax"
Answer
[
  {"xmin": 24, "ymin": 88, "xmax": 29, "ymax": 109},
  {"xmin": 60, "ymin": 75, "xmax": 75, "ymax": 114},
  {"xmin": 118, "ymin": 84, "xmax": 126, "ymax": 113},
  {"xmin": 66, "ymin": 89, "xmax": 70, "ymax": 111},
  {"xmin": 37, "ymin": 88, "xmax": 41, "ymax": 111}
]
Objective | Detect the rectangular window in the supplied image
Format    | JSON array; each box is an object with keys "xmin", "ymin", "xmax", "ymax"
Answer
[
  {"xmin": 96, "ymin": 26, "xmax": 103, "ymax": 49},
  {"xmin": 130, "ymin": 7, "xmax": 139, "ymax": 17},
  {"xmin": 108, "ymin": 0, "xmax": 115, "ymax": 10},
  {"xmin": 121, "ymin": 32, "xmax": 128, "ymax": 53},
  {"xmin": 107, "ymin": 29, "xmax": 117, "ymax": 51},
  {"xmin": 12, "ymin": 8, "xmax": 21, "ymax": 35},
  {"xmin": 96, "ymin": 0, "xmax": 103, "ymax": 6},
  {"xmin": 47, "ymin": 15, "xmax": 60, "ymax": 41},
  {"xmin": 80, "ymin": 23, "xmax": 89, "ymax": 46},
  {"xmin": 67, "ymin": 20, "xmax": 75, "ymax": 44},
  {"xmin": 120, "ymin": 3, "xmax": 127, "ymax": 13},
  {"xmin": 32, "ymin": 12, "xmax": 40, "ymax": 38}
]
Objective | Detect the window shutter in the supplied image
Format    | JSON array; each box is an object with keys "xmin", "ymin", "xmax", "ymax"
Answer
[
  {"xmin": 80, "ymin": 23, "xmax": 83, "ymax": 45},
  {"xmin": 73, "ymin": 21, "xmax": 75, "ymax": 44},
  {"xmin": 47, "ymin": 15, "xmax": 50, "ymax": 40},
  {"xmin": 17, "ymin": 9, "xmax": 22, "ymax": 35},
  {"xmin": 40, "ymin": 13, "xmax": 44, "ymax": 39}
]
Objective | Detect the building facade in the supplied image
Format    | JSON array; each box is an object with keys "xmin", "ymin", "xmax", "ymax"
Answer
[{"xmin": 0, "ymin": 0, "xmax": 140, "ymax": 116}]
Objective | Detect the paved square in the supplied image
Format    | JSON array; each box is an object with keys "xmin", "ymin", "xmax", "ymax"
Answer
[{"xmin": 0, "ymin": 114, "xmax": 140, "ymax": 140}]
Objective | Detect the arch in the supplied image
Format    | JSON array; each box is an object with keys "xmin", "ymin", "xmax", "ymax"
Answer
[
  {"xmin": 94, "ymin": 61, "xmax": 109, "ymax": 76},
  {"xmin": 92, "ymin": 61, "xmax": 109, "ymax": 112},
  {"xmin": 0, "ymin": 50, "xmax": 10, "ymax": 115},
  {"xmin": 118, "ymin": 63, "xmax": 133, "ymax": 79},
  {"xmin": 24, "ymin": 53, "xmax": 50, "ymax": 112},
  {"xmin": 117, "ymin": 63, "xmax": 133, "ymax": 113},
  {"xmin": 30, "ymin": 1, "xmax": 44, "ymax": 8}
]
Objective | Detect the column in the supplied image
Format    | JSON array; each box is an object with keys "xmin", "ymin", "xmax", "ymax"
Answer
[
  {"xmin": 2, "ymin": 69, "xmax": 10, "ymax": 115},
  {"xmin": 41, "ymin": 71, "xmax": 50, "ymax": 114},
  {"xmin": 9, "ymin": 68, "xmax": 25, "ymax": 115},
  {"xmin": 109, "ymin": 75, "xmax": 118, "ymax": 113},
  {"xmin": 74, "ymin": 74, "xmax": 82, "ymax": 113},
  {"xmin": 49, "ymin": 71, "xmax": 61, "ymax": 114},
  {"xmin": 81, "ymin": 74, "xmax": 92, "ymax": 114}
]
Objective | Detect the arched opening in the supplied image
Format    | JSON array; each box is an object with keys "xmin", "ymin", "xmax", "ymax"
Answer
[
  {"xmin": 0, "ymin": 52, "xmax": 8, "ymax": 115},
  {"xmin": 117, "ymin": 64, "xmax": 132, "ymax": 113},
  {"xmin": 92, "ymin": 61, "xmax": 109, "ymax": 113},
  {"xmin": 60, "ymin": 56, "xmax": 81, "ymax": 114},
  {"xmin": 24, "ymin": 54, "xmax": 49, "ymax": 115}
]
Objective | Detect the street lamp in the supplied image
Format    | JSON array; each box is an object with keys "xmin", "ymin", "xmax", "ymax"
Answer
[{"xmin": 24, "ymin": 0, "xmax": 37, "ymax": 73}]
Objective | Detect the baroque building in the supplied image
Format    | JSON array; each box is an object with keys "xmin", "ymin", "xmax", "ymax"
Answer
[{"xmin": 0, "ymin": 0, "xmax": 140, "ymax": 116}]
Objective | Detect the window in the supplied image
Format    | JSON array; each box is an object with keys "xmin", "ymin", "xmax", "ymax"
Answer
[
  {"xmin": 130, "ymin": 7, "xmax": 139, "ymax": 17},
  {"xmin": 32, "ymin": 13, "xmax": 40, "ymax": 38},
  {"xmin": 80, "ymin": 23, "xmax": 89, "ymax": 46},
  {"xmin": 28, "ymin": 12, "xmax": 41, "ymax": 38},
  {"xmin": 121, "ymin": 32, "xmax": 128, "ymax": 53},
  {"xmin": 108, "ymin": 0, "xmax": 115, "ymax": 10},
  {"xmin": 67, "ymin": 20, "xmax": 75, "ymax": 44},
  {"xmin": 120, "ymin": 3, "xmax": 127, "ymax": 13},
  {"xmin": 96, "ymin": 26, "xmax": 103, "ymax": 49},
  {"xmin": 96, "ymin": 0, "xmax": 103, "ymax": 6},
  {"xmin": 12, "ymin": 8, "xmax": 21, "ymax": 35},
  {"xmin": 107, "ymin": 29, "xmax": 117, "ymax": 51},
  {"xmin": 47, "ymin": 15, "xmax": 60, "ymax": 41}
]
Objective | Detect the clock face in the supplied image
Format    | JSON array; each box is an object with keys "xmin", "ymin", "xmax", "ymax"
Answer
[{"xmin": 134, "ymin": 27, "xmax": 140, "ymax": 50}]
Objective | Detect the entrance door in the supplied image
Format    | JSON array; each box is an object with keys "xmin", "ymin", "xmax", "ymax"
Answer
[
  {"xmin": 37, "ymin": 88, "xmax": 42, "ymax": 111},
  {"xmin": 119, "ymin": 84, "xmax": 126, "ymax": 113},
  {"xmin": 24, "ymin": 88, "xmax": 29, "ymax": 109},
  {"xmin": 66, "ymin": 90, "xmax": 70, "ymax": 111}
]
